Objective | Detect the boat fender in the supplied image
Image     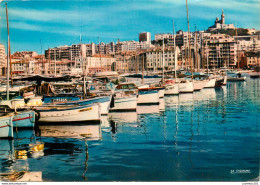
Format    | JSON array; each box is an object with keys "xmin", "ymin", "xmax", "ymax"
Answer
[{"xmin": 34, "ymin": 109, "xmax": 41, "ymax": 122}]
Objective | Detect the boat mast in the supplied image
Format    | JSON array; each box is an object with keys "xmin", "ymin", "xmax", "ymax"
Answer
[
  {"xmin": 206, "ymin": 37, "xmax": 209, "ymax": 76},
  {"xmin": 162, "ymin": 39, "xmax": 165, "ymax": 83},
  {"xmin": 185, "ymin": 0, "xmax": 193, "ymax": 80},
  {"xmin": 54, "ymin": 48, "xmax": 56, "ymax": 76},
  {"xmin": 5, "ymin": 3, "xmax": 13, "ymax": 90},
  {"xmin": 5, "ymin": 3, "xmax": 10, "ymax": 100},
  {"xmin": 48, "ymin": 48, "xmax": 51, "ymax": 75},
  {"xmin": 173, "ymin": 19, "xmax": 177, "ymax": 80},
  {"xmin": 142, "ymin": 54, "xmax": 144, "ymax": 84},
  {"xmin": 81, "ymin": 34, "xmax": 86, "ymax": 98},
  {"xmin": 235, "ymin": 23, "xmax": 239, "ymax": 69},
  {"xmin": 195, "ymin": 25, "xmax": 198, "ymax": 70}
]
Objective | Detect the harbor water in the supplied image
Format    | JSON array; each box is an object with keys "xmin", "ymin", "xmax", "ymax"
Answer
[{"xmin": 0, "ymin": 76, "xmax": 259, "ymax": 181}]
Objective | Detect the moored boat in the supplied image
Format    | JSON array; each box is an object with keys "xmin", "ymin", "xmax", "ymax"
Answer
[
  {"xmin": 137, "ymin": 87, "xmax": 160, "ymax": 105},
  {"xmin": 0, "ymin": 114, "xmax": 13, "ymax": 138},
  {"xmin": 178, "ymin": 80, "xmax": 194, "ymax": 93},
  {"xmin": 110, "ymin": 93, "xmax": 137, "ymax": 112},
  {"xmin": 35, "ymin": 103, "xmax": 101, "ymax": 124},
  {"xmin": 43, "ymin": 95, "xmax": 112, "ymax": 115},
  {"xmin": 204, "ymin": 78, "xmax": 216, "ymax": 88},
  {"xmin": 227, "ymin": 76, "xmax": 246, "ymax": 81},
  {"xmin": 12, "ymin": 110, "xmax": 35, "ymax": 128},
  {"xmin": 193, "ymin": 80, "xmax": 205, "ymax": 91}
]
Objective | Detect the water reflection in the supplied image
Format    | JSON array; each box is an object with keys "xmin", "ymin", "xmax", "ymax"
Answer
[
  {"xmin": 0, "ymin": 130, "xmax": 43, "ymax": 182},
  {"xmin": 109, "ymin": 112, "xmax": 138, "ymax": 123},
  {"xmin": 164, "ymin": 95, "xmax": 179, "ymax": 107},
  {"xmin": 36, "ymin": 124, "xmax": 102, "ymax": 140},
  {"xmin": 137, "ymin": 105, "xmax": 160, "ymax": 114}
]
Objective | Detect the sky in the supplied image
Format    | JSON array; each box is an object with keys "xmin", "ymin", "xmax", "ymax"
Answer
[{"xmin": 0, "ymin": 0, "xmax": 259, "ymax": 54}]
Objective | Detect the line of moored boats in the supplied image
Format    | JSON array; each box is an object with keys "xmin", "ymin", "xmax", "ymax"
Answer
[{"xmin": 0, "ymin": 69, "xmax": 257, "ymax": 138}]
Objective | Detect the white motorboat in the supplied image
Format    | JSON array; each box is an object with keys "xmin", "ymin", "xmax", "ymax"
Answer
[
  {"xmin": 137, "ymin": 87, "xmax": 160, "ymax": 105},
  {"xmin": 115, "ymin": 83, "xmax": 160, "ymax": 105},
  {"xmin": 110, "ymin": 93, "xmax": 137, "ymax": 112}
]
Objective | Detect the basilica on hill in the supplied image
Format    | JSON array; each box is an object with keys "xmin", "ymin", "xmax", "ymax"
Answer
[{"xmin": 208, "ymin": 9, "xmax": 235, "ymax": 31}]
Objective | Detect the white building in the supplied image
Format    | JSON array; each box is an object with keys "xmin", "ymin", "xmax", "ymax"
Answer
[
  {"xmin": 146, "ymin": 48, "xmax": 180, "ymax": 72},
  {"xmin": 155, "ymin": 33, "xmax": 172, "ymax": 41}
]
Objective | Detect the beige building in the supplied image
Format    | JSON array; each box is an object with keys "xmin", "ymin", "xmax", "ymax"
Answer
[
  {"xmin": 245, "ymin": 51, "xmax": 260, "ymax": 67},
  {"xmin": 0, "ymin": 43, "xmax": 6, "ymax": 76},
  {"xmin": 75, "ymin": 55, "xmax": 116, "ymax": 75},
  {"xmin": 203, "ymin": 34, "xmax": 237, "ymax": 68}
]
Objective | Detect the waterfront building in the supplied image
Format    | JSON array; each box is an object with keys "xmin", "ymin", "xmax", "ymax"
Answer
[
  {"xmin": 114, "ymin": 54, "xmax": 131, "ymax": 73},
  {"xmin": 146, "ymin": 48, "xmax": 179, "ymax": 72},
  {"xmin": 245, "ymin": 51, "xmax": 260, "ymax": 68},
  {"xmin": 236, "ymin": 35, "xmax": 260, "ymax": 51},
  {"xmin": 11, "ymin": 59, "xmax": 30, "ymax": 75},
  {"xmin": 75, "ymin": 55, "xmax": 116, "ymax": 75},
  {"xmin": 0, "ymin": 43, "xmax": 6, "ymax": 76},
  {"xmin": 202, "ymin": 34, "xmax": 237, "ymax": 68}
]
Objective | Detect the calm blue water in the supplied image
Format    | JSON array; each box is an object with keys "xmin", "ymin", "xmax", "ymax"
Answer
[{"xmin": 1, "ymin": 76, "xmax": 259, "ymax": 182}]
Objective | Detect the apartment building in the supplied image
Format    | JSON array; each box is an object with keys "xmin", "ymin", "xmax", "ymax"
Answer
[{"xmin": 203, "ymin": 34, "xmax": 237, "ymax": 68}]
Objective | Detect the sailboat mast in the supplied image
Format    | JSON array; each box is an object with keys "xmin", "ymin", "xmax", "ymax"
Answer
[
  {"xmin": 54, "ymin": 49, "xmax": 56, "ymax": 76},
  {"xmin": 162, "ymin": 39, "xmax": 165, "ymax": 83},
  {"xmin": 173, "ymin": 19, "xmax": 177, "ymax": 79},
  {"xmin": 142, "ymin": 54, "xmax": 144, "ymax": 84},
  {"xmin": 185, "ymin": 0, "xmax": 193, "ymax": 80},
  {"xmin": 5, "ymin": 3, "xmax": 13, "ymax": 89},
  {"xmin": 235, "ymin": 23, "xmax": 239, "ymax": 69},
  {"xmin": 206, "ymin": 37, "xmax": 209, "ymax": 76}
]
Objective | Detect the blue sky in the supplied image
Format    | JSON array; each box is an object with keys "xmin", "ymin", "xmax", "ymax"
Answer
[{"xmin": 0, "ymin": 0, "xmax": 259, "ymax": 54}]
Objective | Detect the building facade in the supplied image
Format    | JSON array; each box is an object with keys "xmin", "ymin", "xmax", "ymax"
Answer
[{"xmin": 0, "ymin": 43, "xmax": 6, "ymax": 76}]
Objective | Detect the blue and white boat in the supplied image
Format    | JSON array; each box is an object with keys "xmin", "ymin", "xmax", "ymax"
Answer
[
  {"xmin": 35, "ymin": 103, "xmax": 101, "ymax": 124},
  {"xmin": 137, "ymin": 87, "xmax": 160, "ymax": 105},
  {"xmin": 43, "ymin": 95, "xmax": 112, "ymax": 115},
  {"xmin": 12, "ymin": 110, "xmax": 35, "ymax": 128},
  {"xmin": 0, "ymin": 114, "xmax": 13, "ymax": 138}
]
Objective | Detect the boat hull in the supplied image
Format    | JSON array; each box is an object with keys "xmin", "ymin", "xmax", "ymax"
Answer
[
  {"xmin": 0, "ymin": 115, "xmax": 13, "ymax": 138},
  {"xmin": 36, "ymin": 103, "xmax": 101, "ymax": 124},
  {"xmin": 193, "ymin": 81, "xmax": 205, "ymax": 91},
  {"xmin": 178, "ymin": 81, "xmax": 194, "ymax": 93},
  {"xmin": 164, "ymin": 84, "xmax": 179, "ymax": 95},
  {"xmin": 158, "ymin": 88, "xmax": 165, "ymax": 98},
  {"xmin": 44, "ymin": 96, "xmax": 111, "ymax": 115},
  {"xmin": 110, "ymin": 95, "xmax": 137, "ymax": 112},
  {"xmin": 227, "ymin": 77, "xmax": 246, "ymax": 81},
  {"xmin": 13, "ymin": 110, "xmax": 35, "ymax": 128},
  {"xmin": 204, "ymin": 79, "xmax": 216, "ymax": 88},
  {"xmin": 137, "ymin": 89, "xmax": 159, "ymax": 105}
]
